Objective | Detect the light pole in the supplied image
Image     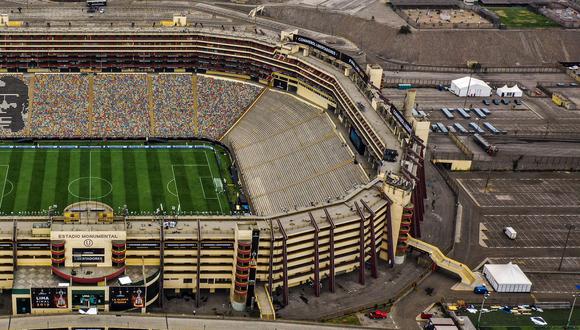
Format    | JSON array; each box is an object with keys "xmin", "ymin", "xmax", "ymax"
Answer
[
  {"xmin": 477, "ymin": 293, "xmax": 490, "ymax": 329},
  {"xmin": 567, "ymin": 294, "xmax": 577, "ymax": 329},
  {"xmin": 558, "ymin": 224, "xmax": 575, "ymax": 271}
]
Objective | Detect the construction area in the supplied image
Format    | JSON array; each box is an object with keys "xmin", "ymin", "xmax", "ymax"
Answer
[{"xmin": 400, "ymin": 8, "xmax": 493, "ymax": 29}]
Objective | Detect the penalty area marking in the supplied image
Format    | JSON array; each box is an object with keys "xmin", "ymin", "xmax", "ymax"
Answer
[
  {"xmin": 0, "ymin": 165, "xmax": 8, "ymax": 210},
  {"xmin": 198, "ymin": 177, "xmax": 218, "ymax": 200},
  {"xmin": 166, "ymin": 179, "xmax": 178, "ymax": 197},
  {"xmin": 171, "ymin": 162, "xmax": 222, "ymax": 212},
  {"xmin": 203, "ymin": 150, "xmax": 224, "ymax": 214},
  {"xmin": 3, "ymin": 180, "xmax": 13, "ymax": 198}
]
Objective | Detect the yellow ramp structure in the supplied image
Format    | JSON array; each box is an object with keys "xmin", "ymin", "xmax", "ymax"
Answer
[
  {"xmin": 407, "ymin": 236, "xmax": 479, "ymax": 286},
  {"xmin": 255, "ymin": 285, "xmax": 276, "ymax": 320}
]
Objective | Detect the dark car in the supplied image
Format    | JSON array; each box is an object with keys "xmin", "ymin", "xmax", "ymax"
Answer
[
  {"xmin": 492, "ymin": 99, "xmax": 500, "ymax": 105},
  {"xmin": 87, "ymin": 6, "xmax": 96, "ymax": 13},
  {"xmin": 501, "ymin": 99, "xmax": 509, "ymax": 105},
  {"xmin": 482, "ymin": 99, "xmax": 490, "ymax": 106},
  {"xmin": 514, "ymin": 99, "xmax": 522, "ymax": 105}
]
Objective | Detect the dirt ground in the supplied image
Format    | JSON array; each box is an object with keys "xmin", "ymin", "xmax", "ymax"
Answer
[{"xmin": 263, "ymin": 6, "xmax": 580, "ymax": 67}]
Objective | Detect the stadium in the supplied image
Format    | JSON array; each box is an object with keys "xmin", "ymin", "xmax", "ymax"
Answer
[{"xmin": 0, "ymin": 27, "xmax": 434, "ymax": 319}]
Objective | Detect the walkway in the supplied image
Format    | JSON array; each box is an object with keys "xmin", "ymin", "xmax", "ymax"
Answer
[{"xmin": 0, "ymin": 314, "xmax": 376, "ymax": 330}]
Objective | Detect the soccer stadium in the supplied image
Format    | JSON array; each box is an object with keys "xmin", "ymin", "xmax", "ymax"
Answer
[{"xmin": 0, "ymin": 27, "xmax": 434, "ymax": 320}]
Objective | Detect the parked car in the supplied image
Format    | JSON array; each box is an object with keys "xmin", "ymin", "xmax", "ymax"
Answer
[
  {"xmin": 501, "ymin": 99, "xmax": 510, "ymax": 105},
  {"xmin": 482, "ymin": 99, "xmax": 490, "ymax": 106},
  {"xmin": 514, "ymin": 99, "xmax": 522, "ymax": 105},
  {"xmin": 474, "ymin": 285, "xmax": 489, "ymax": 294},
  {"xmin": 368, "ymin": 310, "xmax": 388, "ymax": 319},
  {"xmin": 492, "ymin": 99, "xmax": 500, "ymax": 105},
  {"xmin": 504, "ymin": 226, "xmax": 517, "ymax": 239}
]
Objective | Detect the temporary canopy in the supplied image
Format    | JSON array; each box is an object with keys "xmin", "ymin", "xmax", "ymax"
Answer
[
  {"xmin": 450, "ymin": 76, "xmax": 491, "ymax": 97},
  {"xmin": 496, "ymin": 84, "xmax": 523, "ymax": 97},
  {"xmin": 483, "ymin": 263, "xmax": 532, "ymax": 292}
]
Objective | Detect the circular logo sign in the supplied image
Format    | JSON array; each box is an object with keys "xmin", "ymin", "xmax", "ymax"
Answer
[{"xmin": 83, "ymin": 239, "xmax": 94, "ymax": 247}]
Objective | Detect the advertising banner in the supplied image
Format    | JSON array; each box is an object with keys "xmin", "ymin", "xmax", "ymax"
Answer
[
  {"xmin": 72, "ymin": 255, "xmax": 105, "ymax": 263},
  {"xmin": 109, "ymin": 286, "xmax": 146, "ymax": 311},
  {"xmin": 72, "ymin": 290, "xmax": 104, "ymax": 307},
  {"xmin": 31, "ymin": 288, "xmax": 68, "ymax": 309}
]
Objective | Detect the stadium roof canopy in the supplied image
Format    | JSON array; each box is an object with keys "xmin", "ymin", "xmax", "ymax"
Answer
[{"xmin": 390, "ymin": 0, "xmax": 458, "ymax": 7}]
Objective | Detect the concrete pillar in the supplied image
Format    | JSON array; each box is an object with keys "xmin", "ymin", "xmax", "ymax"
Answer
[{"xmin": 404, "ymin": 89, "xmax": 416, "ymax": 119}]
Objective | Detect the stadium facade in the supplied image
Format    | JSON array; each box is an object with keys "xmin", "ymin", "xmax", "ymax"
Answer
[{"xmin": 0, "ymin": 28, "xmax": 430, "ymax": 318}]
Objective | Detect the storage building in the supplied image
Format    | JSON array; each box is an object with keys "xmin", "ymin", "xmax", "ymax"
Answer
[
  {"xmin": 450, "ymin": 77, "xmax": 491, "ymax": 97},
  {"xmin": 483, "ymin": 263, "xmax": 532, "ymax": 292},
  {"xmin": 496, "ymin": 84, "xmax": 523, "ymax": 97}
]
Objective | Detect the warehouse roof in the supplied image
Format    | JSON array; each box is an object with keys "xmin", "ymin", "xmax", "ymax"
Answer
[{"xmin": 483, "ymin": 263, "xmax": 532, "ymax": 285}]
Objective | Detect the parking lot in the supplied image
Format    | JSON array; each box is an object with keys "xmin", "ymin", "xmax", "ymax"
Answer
[
  {"xmin": 526, "ymin": 273, "xmax": 579, "ymax": 294},
  {"xmin": 481, "ymin": 214, "xmax": 580, "ymax": 248},
  {"xmin": 488, "ymin": 257, "xmax": 580, "ymax": 272},
  {"xmin": 457, "ymin": 177, "xmax": 580, "ymax": 208}
]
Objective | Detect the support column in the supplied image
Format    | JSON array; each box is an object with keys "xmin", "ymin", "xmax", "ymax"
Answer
[
  {"xmin": 385, "ymin": 201, "xmax": 395, "ymax": 268},
  {"xmin": 268, "ymin": 220, "xmax": 274, "ymax": 297},
  {"xmin": 354, "ymin": 202, "xmax": 365, "ymax": 285},
  {"xmin": 12, "ymin": 219, "xmax": 16, "ymax": 273},
  {"xmin": 308, "ymin": 212, "xmax": 320, "ymax": 297},
  {"xmin": 361, "ymin": 201, "xmax": 377, "ymax": 279},
  {"xmin": 159, "ymin": 221, "xmax": 165, "ymax": 309},
  {"xmin": 196, "ymin": 220, "xmax": 201, "ymax": 308},
  {"xmin": 412, "ymin": 191, "xmax": 421, "ymax": 238},
  {"xmin": 324, "ymin": 209, "xmax": 335, "ymax": 293},
  {"xmin": 276, "ymin": 219, "xmax": 289, "ymax": 306}
]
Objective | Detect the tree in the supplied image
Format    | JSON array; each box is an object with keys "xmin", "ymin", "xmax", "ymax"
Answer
[{"xmin": 398, "ymin": 25, "xmax": 412, "ymax": 34}]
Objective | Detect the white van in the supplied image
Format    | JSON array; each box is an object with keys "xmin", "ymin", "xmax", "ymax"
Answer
[{"xmin": 504, "ymin": 227, "xmax": 517, "ymax": 240}]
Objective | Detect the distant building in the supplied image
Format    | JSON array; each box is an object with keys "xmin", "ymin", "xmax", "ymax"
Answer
[{"xmin": 450, "ymin": 76, "xmax": 492, "ymax": 97}]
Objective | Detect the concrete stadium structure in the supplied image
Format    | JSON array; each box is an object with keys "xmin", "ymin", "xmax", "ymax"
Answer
[{"xmin": 0, "ymin": 28, "xmax": 435, "ymax": 318}]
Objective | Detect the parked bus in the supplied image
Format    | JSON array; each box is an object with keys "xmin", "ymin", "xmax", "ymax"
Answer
[
  {"xmin": 483, "ymin": 122, "xmax": 500, "ymax": 135},
  {"xmin": 457, "ymin": 108, "xmax": 471, "ymax": 119},
  {"xmin": 436, "ymin": 122, "xmax": 448, "ymax": 134},
  {"xmin": 440, "ymin": 108, "xmax": 454, "ymax": 119},
  {"xmin": 469, "ymin": 122, "xmax": 485, "ymax": 134},
  {"xmin": 473, "ymin": 108, "xmax": 487, "ymax": 119},
  {"xmin": 473, "ymin": 133, "xmax": 498, "ymax": 156},
  {"xmin": 87, "ymin": 0, "xmax": 107, "ymax": 6},
  {"xmin": 453, "ymin": 123, "xmax": 468, "ymax": 134}
]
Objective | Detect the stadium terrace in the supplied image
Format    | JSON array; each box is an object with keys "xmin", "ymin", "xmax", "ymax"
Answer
[{"xmin": 0, "ymin": 27, "xmax": 431, "ymax": 318}]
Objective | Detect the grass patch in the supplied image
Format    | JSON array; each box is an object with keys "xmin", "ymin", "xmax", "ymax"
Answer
[
  {"xmin": 324, "ymin": 313, "xmax": 361, "ymax": 326},
  {"xmin": 488, "ymin": 6, "xmax": 558, "ymax": 28},
  {"xmin": 457, "ymin": 308, "xmax": 579, "ymax": 329},
  {"xmin": 0, "ymin": 141, "xmax": 239, "ymax": 215}
]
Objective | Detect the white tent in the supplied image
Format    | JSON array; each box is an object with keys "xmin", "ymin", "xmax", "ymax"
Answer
[
  {"xmin": 450, "ymin": 76, "xmax": 491, "ymax": 97},
  {"xmin": 496, "ymin": 84, "xmax": 523, "ymax": 97},
  {"xmin": 483, "ymin": 263, "xmax": 532, "ymax": 293}
]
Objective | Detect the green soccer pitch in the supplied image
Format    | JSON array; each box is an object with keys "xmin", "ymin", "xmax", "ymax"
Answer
[{"xmin": 0, "ymin": 142, "xmax": 238, "ymax": 215}]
